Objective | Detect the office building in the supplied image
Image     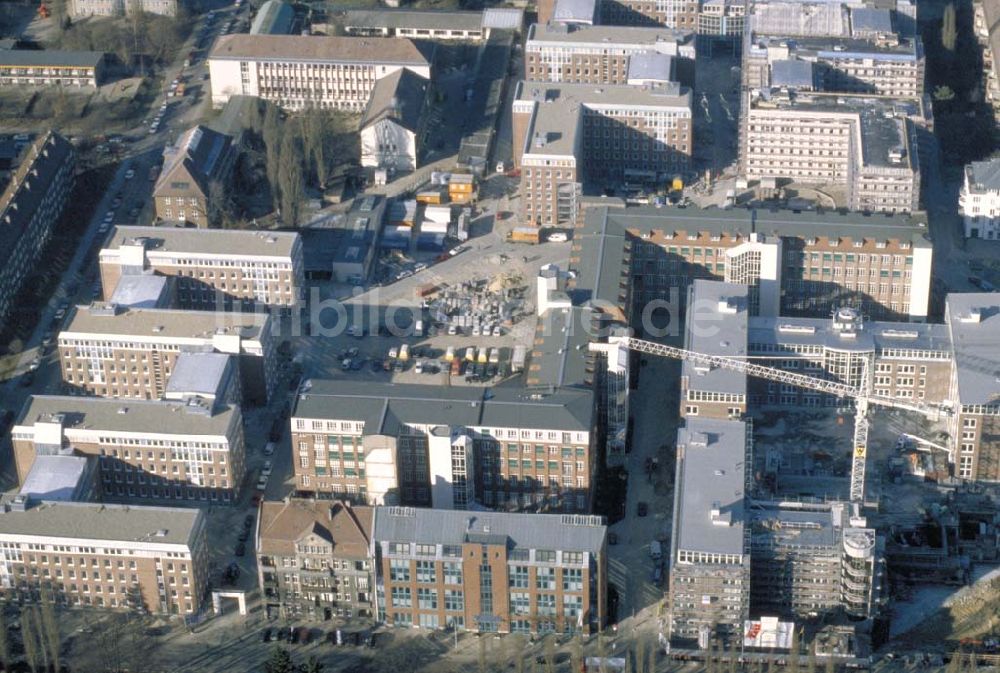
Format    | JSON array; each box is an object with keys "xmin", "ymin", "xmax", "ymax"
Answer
[
  {"xmin": 69, "ymin": 0, "xmax": 177, "ymax": 18},
  {"xmin": 0, "ymin": 132, "xmax": 75, "ymax": 333},
  {"xmin": 0, "ymin": 50, "xmax": 105, "ymax": 87},
  {"xmin": 359, "ymin": 68, "xmax": 430, "ymax": 172},
  {"xmin": 153, "ymin": 126, "xmax": 236, "ymax": 228},
  {"xmin": 0, "ymin": 498, "xmax": 207, "ymax": 615},
  {"xmin": 668, "ymin": 417, "xmax": 752, "ymax": 643},
  {"xmin": 290, "ymin": 380, "xmax": 595, "ymax": 512},
  {"xmin": 513, "ymin": 81, "xmax": 692, "ymax": 226},
  {"xmin": 58, "ymin": 303, "xmax": 277, "ymax": 404},
  {"xmin": 339, "ymin": 8, "xmax": 523, "ymax": 41},
  {"xmin": 257, "ymin": 499, "xmax": 374, "ymax": 621},
  {"xmin": 741, "ymin": 89, "xmax": 923, "ymax": 214},
  {"xmin": 99, "ymin": 226, "xmax": 304, "ymax": 310},
  {"xmin": 945, "ymin": 293, "xmax": 1000, "ymax": 482},
  {"xmin": 372, "ymin": 506, "xmax": 607, "ymax": 634},
  {"xmin": 208, "ymin": 34, "xmax": 432, "ymax": 111},
  {"xmin": 524, "ymin": 24, "xmax": 694, "ymax": 85},
  {"xmin": 975, "ymin": 0, "xmax": 1000, "ymax": 123},
  {"xmin": 959, "ymin": 159, "xmax": 1000, "ymax": 240},
  {"xmin": 572, "ymin": 205, "xmax": 933, "ymax": 322},
  {"xmin": 11, "ymin": 395, "xmax": 246, "ymax": 504}
]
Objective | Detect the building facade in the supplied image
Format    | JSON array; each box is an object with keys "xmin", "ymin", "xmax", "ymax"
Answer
[
  {"xmin": 12, "ymin": 395, "xmax": 246, "ymax": 504},
  {"xmin": 373, "ymin": 507, "xmax": 606, "ymax": 634},
  {"xmin": 513, "ymin": 81, "xmax": 692, "ymax": 227},
  {"xmin": 208, "ymin": 34, "xmax": 432, "ymax": 111},
  {"xmin": 153, "ymin": 126, "xmax": 236, "ymax": 228},
  {"xmin": 0, "ymin": 51, "xmax": 105, "ymax": 87},
  {"xmin": 0, "ymin": 132, "xmax": 75, "ymax": 333},
  {"xmin": 257, "ymin": 499, "xmax": 374, "ymax": 622},
  {"xmin": 0, "ymin": 499, "xmax": 207, "ymax": 615},
  {"xmin": 58, "ymin": 304, "xmax": 277, "ymax": 404},
  {"xmin": 290, "ymin": 381, "xmax": 595, "ymax": 513},
  {"xmin": 959, "ymin": 159, "xmax": 1000, "ymax": 240},
  {"xmin": 99, "ymin": 226, "xmax": 304, "ymax": 310},
  {"xmin": 69, "ymin": 0, "xmax": 177, "ymax": 18}
]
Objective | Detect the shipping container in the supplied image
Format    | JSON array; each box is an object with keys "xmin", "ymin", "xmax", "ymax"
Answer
[
  {"xmin": 511, "ymin": 344, "xmax": 527, "ymax": 373},
  {"xmin": 509, "ymin": 227, "xmax": 540, "ymax": 244},
  {"xmin": 416, "ymin": 189, "xmax": 446, "ymax": 205},
  {"xmin": 423, "ymin": 205, "xmax": 452, "ymax": 225}
]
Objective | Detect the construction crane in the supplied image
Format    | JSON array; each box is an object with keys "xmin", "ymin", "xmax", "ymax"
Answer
[{"xmin": 593, "ymin": 335, "xmax": 951, "ymax": 504}]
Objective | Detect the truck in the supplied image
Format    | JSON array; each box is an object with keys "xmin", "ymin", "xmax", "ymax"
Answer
[
  {"xmin": 509, "ymin": 227, "xmax": 540, "ymax": 244},
  {"xmin": 398, "ymin": 344, "xmax": 410, "ymax": 362},
  {"xmin": 488, "ymin": 347, "xmax": 500, "ymax": 364},
  {"xmin": 415, "ymin": 283, "xmax": 440, "ymax": 299},
  {"xmin": 511, "ymin": 345, "xmax": 527, "ymax": 373},
  {"xmin": 649, "ymin": 540, "xmax": 663, "ymax": 560}
]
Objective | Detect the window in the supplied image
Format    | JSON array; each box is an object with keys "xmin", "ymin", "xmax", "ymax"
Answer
[
  {"xmin": 536, "ymin": 593, "xmax": 556, "ymax": 616},
  {"xmin": 444, "ymin": 589, "xmax": 464, "ymax": 612},
  {"xmin": 563, "ymin": 595, "xmax": 583, "ymax": 617},
  {"xmin": 536, "ymin": 550, "xmax": 556, "ymax": 563},
  {"xmin": 417, "ymin": 588, "xmax": 437, "ymax": 610},
  {"xmin": 391, "ymin": 587, "xmax": 411, "ymax": 607},
  {"xmin": 416, "ymin": 561, "xmax": 436, "ymax": 583},
  {"xmin": 443, "ymin": 562, "xmax": 462, "ymax": 585},
  {"xmin": 415, "ymin": 544, "xmax": 436, "ymax": 556},
  {"xmin": 390, "ymin": 559, "xmax": 410, "ymax": 582},
  {"xmin": 563, "ymin": 568, "xmax": 583, "ymax": 592},
  {"xmin": 510, "ymin": 566, "xmax": 529, "ymax": 589},
  {"xmin": 510, "ymin": 592, "xmax": 530, "ymax": 616}
]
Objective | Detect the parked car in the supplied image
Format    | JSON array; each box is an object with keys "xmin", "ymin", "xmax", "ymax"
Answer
[
  {"xmin": 637, "ymin": 501, "xmax": 648, "ymax": 517},
  {"xmin": 264, "ymin": 442, "xmax": 275, "ymax": 456}
]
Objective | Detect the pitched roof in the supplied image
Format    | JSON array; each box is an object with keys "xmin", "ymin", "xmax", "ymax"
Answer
[
  {"xmin": 360, "ymin": 67, "xmax": 428, "ymax": 133},
  {"xmin": 209, "ymin": 34, "xmax": 431, "ymax": 66},
  {"xmin": 154, "ymin": 125, "xmax": 232, "ymax": 199},
  {"xmin": 966, "ymin": 159, "xmax": 1000, "ymax": 193},
  {"xmin": 257, "ymin": 499, "xmax": 373, "ymax": 559}
]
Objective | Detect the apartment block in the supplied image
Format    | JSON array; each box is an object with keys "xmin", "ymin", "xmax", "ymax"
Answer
[
  {"xmin": 945, "ymin": 294, "xmax": 1000, "ymax": 482},
  {"xmin": 257, "ymin": 499, "xmax": 374, "ymax": 622},
  {"xmin": 0, "ymin": 50, "xmax": 105, "ymax": 87},
  {"xmin": 741, "ymin": 89, "xmax": 923, "ymax": 214},
  {"xmin": 0, "ymin": 498, "xmax": 207, "ymax": 615},
  {"xmin": 290, "ymin": 380, "xmax": 595, "ymax": 513},
  {"xmin": 749, "ymin": 502, "xmax": 884, "ymax": 621},
  {"xmin": 373, "ymin": 507, "xmax": 606, "ymax": 634},
  {"xmin": 69, "ymin": 0, "xmax": 177, "ymax": 18},
  {"xmin": 524, "ymin": 24, "xmax": 695, "ymax": 85},
  {"xmin": 959, "ymin": 159, "xmax": 1000, "ymax": 240},
  {"xmin": 154, "ymin": 125, "xmax": 236, "ymax": 228},
  {"xmin": 208, "ymin": 34, "xmax": 433, "ymax": 111},
  {"xmin": 668, "ymin": 418, "xmax": 751, "ymax": 644},
  {"xmin": 513, "ymin": 81, "xmax": 692, "ymax": 227},
  {"xmin": 0, "ymin": 132, "xmax": 75, "ymax": 333},
  {"xmin": 572, "ymin": 205, "xmax": 933, "ymax": 322},
  {"xmin": 58, "ymin": 303, "xmax": 277, "ymax": 404},
  {"xmin": 99, "ymin": 226, "xmax": 304, "ymax": 310},
  {"xmin": 12, "ymin": 395, "xmax": 246, "ymax": 504}
]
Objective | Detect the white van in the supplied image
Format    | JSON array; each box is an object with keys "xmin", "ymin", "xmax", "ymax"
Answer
[{"xmin": 649, "ymin": 540, "xmax": 663, "ymax": 560}]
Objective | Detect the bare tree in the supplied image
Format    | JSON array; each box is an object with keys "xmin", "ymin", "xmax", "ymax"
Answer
[
  {"xmin": 278, "ymin": 125, "xmax": 305, "ymax": 226},
  {"xmin": 21, "ymin": 607, "xmax": 41, "ymax": 673},
  {"xmin": 262, "ymin": 103, "xmax": 283, "ymax": 207},
  {"xmin": 39, "ymin": 584, "xmax": 60, "ymax": 673},
  {"xmin": 0, "ymin": 609, "xmax": 9, "ymax": 672}
]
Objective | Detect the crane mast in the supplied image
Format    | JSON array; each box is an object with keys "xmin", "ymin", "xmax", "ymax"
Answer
[{"xmin": 597, "ymin": 336, "xmax": 946, "ymax": 504}]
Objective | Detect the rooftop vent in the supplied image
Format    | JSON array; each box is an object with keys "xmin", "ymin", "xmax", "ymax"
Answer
[{"xmin": 961, "ymin": 309, "xmax": 983, "ymax": 324}]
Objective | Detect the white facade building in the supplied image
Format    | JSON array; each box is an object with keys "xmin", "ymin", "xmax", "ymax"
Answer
[{"xmin": 959, "ymin": 159, "xmax": 1000, "ymax": 240}]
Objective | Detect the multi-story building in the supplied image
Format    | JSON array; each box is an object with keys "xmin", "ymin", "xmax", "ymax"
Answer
[
  {"xmin": 975, "ymin": 0, "xmax": 1000, "ymax": 123},
  {"xmin": 0, "ymin": 132, "xmax": 74, "ymax": 333},
  {"xmin": 0, "ymin": 497, "xmax": 207, "ymax": 615},
  {"xmin": 749, "ymin": 502, "xmax": 884, "ymax": 621},
  {"xmin": 11, "ymin": 395, "xmax": 246, "ymax": 504},
  {"xmin": 601, "ymin": 0, "xmax": 700, "ymax": 30},
  {"xmin": 524, "ymin": 24, "xmax": 695, "ymax": 85},
  {"xmin": 58, "ymin": 303, "xmax": 277, "ymax": 404},
  {"xmin": 257, "ymin": 499, "xmax": 374, "ymax": 622},
  {"xmin": 290, "ymin": 380, "xmax": 595, "ymax": 512},
  {"xmin": 513, "ymin": 81, "xmax": 692, "ymax": 226},
  {"xmin": 99, "ymin": 226, "xmax": 304, "ymax": 311},
  {"xmin": 69, "ymin": 0, "xmax": 177, "ymax": 18},
  {"xmin": 572, "ymin": 204, "xmax": 934, "ymax": 322},
  {"xmin": 697, "ymin": 0, "xmax": 745, "ymax": 40},
  {"xmin": 0, "ymin": 51, "xmax": 105, "ymax": 87},
  {"xmin": 359, "ymin": 68, "xmax": 430, "ymax": 173},
  {"xmin": 208, "ymin": 34, "xmax": 433, "ymax": 111},
  {"xmin": 741, "ymin": 89, "xmax": 923, "ymax": 214},
  {"xmin": 338, "ymin": 8, "xmax": 524, "ymax": 41},
  {"xmin": 959, "ymin": 159, "xmax": 1000, "ymax": 240},
  {"xmin": 945, "ymin": 293, "xmax": 1000, "ymax": 482},
  {"xmin": 372, "ymin": 506, "xmax": 607, "ymax": 634},
  {"xmin": 668, "ymin": 417, "xmax": 751, "ymax": 644},
  {"xmin": 154, "ymin": 126, "xmax": 236, "ymax": 228}
]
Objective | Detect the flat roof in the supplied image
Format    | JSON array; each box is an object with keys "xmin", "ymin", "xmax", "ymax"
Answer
[
  {"xmin": 965, "ymin": 159, "xmax": 1000, "ymax": 193},
  {"xmin": 108, "ymin": 274, "xmax": 169, "ymax": 308},
  {"xmin": 674, "ymin": 418, "xmax": 748, "ymax": 556},
  {"xmin": 749, "ymin": 34, "xmax": 921, "ymax": 61},
  {"xmin": 209, "ymin": 34, "xmax": 431, "ymax": 66},
  {"xmin": 340, "ymin": 8, "xmax": 484, "ymax": 31},
  {"xmin": 749, "ymin": 315, "xmax": 952, "ymax": 355},
  {"xmin": 0, "ymin": 49, "xmax": 103, "ymax": 68},
  {"xmin": 553, "ymin": 0, "xmax": 598, "ymax": 23},
  {"xmin": 373, "ymin": 507, "xmax": 605, "ymax": 554},
  {"xmin": 580, "ymin": 204, "xmax": 931, "ymax": 247},
  {"xmin": 528, "ymin": 306, "xmax": 594, "ymax": 388},
  {"xmin": 627, "ymin": 52, "xmax": 675, "ymax": 82},
  {"xmin": 946, "ymin": 293, "xmax": 1000, "ymax": 406},
  {"xmin": 19, "ymin": 455, "xmax": 89, "ymax": 502},
  {"xmin": 164, "ymin": 352, "xmax": 232, "ymax": 398},
  {"xmin": 749, "ymin": 503, "xmax": 840, "ymax": 550},
  {"xmin": 293, "ymin": 380, "xmax": 594, "ymax": 433},
  {"xmin": 14, "ymin": 395, "xmax": 238, "ymax": 437},
  {"xmin": 0, "ymin": 500, "xmax": 202, "ymax": 548},
  {"xmin": 104, "ymin": 225, "xmax": 300, "ymax": 259},
  {"xmin": 60, "ymin": 304, "xmax": 268, "ymax": 343},
  {"xmin": 527, "ymin": 23, "xmax": 692, "ymax": 49},
  {"xmin": 684, "ymin": 280, "xmax": 748, "ymax": 396}
]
